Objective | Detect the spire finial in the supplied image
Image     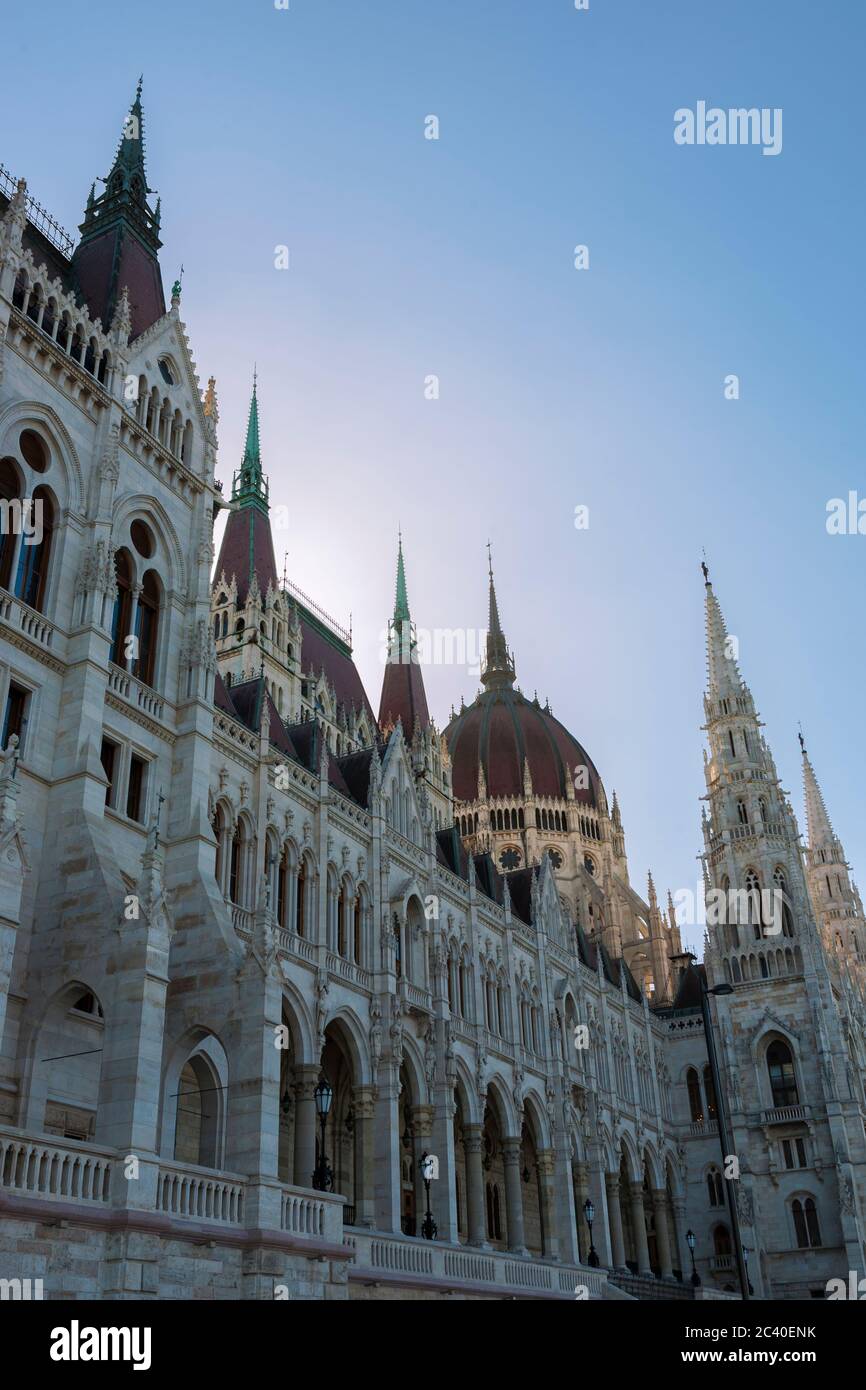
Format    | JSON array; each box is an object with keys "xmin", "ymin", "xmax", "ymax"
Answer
[
  {"xmin": 232, "ymin": 371, "xmax": 268, "ymax": 509},
  {"xmin": 481, "ymin": 544, "xmax": 515, "ymax": 690},
  {"xmin": 701, "ymin": 548, "xmax": 709, "ymax": 585},
  {"xmin": 392, "ymin": 529, "xmax": 411, "ymax": 629}
]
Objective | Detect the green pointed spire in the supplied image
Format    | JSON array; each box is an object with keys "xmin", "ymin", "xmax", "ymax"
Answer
[
  {"xmin": 78, "ymin": 78, "xmax": 160, "ymax": 252},
  {"xmin": 232, "ymin": 371, "xmax": 269, "ymax": 512},
  {"xmin": 394, "ymin": 529, "xmax": 411, "ymax": 627}
]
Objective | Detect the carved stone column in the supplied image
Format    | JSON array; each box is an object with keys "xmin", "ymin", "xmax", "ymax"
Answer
[
  {"xmin": 672, "ymin": 1197, "xmax": 690, "ymax": 1280},
  {"xmin": 292, "ymin": 1065, "xmax": 319, "ymax": 1190},
  {"xmin": 630, "ymin": 1180, "xmax": 652, "ymax": 1274},
  {"xmin": 652, "ymin": 1188, "xmax": 674, "ymax": 1278},
  {"xmin": 412, "ymin": 1103, "xmax": 435, "ymax": 1232},
  {"xmin": 502, "ymin": 1138, "xmax": 528, "ymax": 1255},
  {"xmin": 605, "ymin": 1173, "xmax": 627, "ymax": 1269},
  {"xmin": 536, "ymin": 1149, "xmax": 560, "ymax": 1260},
  {"xmin": 573, "ymin": 1161, "xmax": 589, "ymax": 1263},
  {"xmin": 352, "ymin": 1084, "xmax": 376, "ymax": 1227},
  {"xmin": 464, "ymin": 1123, "xmax": 486, "ymax": 1246}
]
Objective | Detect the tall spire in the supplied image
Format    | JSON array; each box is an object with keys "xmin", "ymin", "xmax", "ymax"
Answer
[
  {"xmin": 393, "ymin": 528, "xmax": 411, "ymax": 628},
  {"xmin": 232, "ymin": 373, "xmax": 269, "ymax": 510},
  {"xmin": 71, "ymin": 81, "xmax": 165, "ymax": 338},
  {"xmin": 379, "ymin": 532, "xmax": 429, "ymax": 734},
  {"xmin": 481, "ymin": 544, "xmax": 515, "ymax": 690},
  {"xmin": 800, "ymin": 733, "xmax": 837, "ymax": 853},
  {"xmin": 214, "ymin": 376, "xmax": 278, "ymax": 605},
  {"xmin": 703, "ymin": 562, "xmax": 746, "ymax": 701}
]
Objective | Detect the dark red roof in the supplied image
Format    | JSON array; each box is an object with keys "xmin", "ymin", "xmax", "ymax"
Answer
[
  {"xmin": 72, "ymin": 225, "xmax": 165, "ymax": 338},
  {"xmin": 445, "ymin": 688, "xmax": 601, "ymax": 805},
  {"xmin": 379, "ymin": 652, "xmax": 430, "ymax": 734},
  {"xmin": 214, "ymin": 670, "xmax": 239, "ymax": 718},
  {"xmin": 299, "ymin": 615, "xmax": 375, "ymax": 724},
  {"xmin": 215, "ymin": 504, "xmax": 279, "ymax": 606}
]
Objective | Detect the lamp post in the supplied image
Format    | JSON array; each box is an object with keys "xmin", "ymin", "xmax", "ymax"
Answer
[
  {"xmin": 697, "ymin": 976, "xmax": 751, "ymax": 1302},
  {"xmin": 312, "ymin": 1078, "xmax": 333, "ymax": 1191},
  {"xmin": 583, "ymin": 1198, "xmax": 599, "ymax": 1267},
  {"xmin": 686, "ymin": 1228, "xmax": 701, "ymax": 1287},
  {"xmin": 419, "ymin": 1152, "xmax": 438, "ymax": 1240},
  {"xmin": 742, "ymin": 1245, "xmax": 755, "ymax": 1296}
]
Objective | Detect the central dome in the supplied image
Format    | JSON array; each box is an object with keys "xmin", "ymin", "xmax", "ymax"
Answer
[
  {"xmin": 445, "ymin": 553, "xmax": 604, "ymax": 809},
  {"xmin": 445, "ymin": 686, "xmax": 602, "ymax": 806}
]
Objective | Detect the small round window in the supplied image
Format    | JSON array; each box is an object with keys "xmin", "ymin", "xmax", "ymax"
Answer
[
  {"xmin": 19, "ymin": 429, "xmax": 49, "ymax": 473},
  {"xmin": 158, "ymin": 357, "xmax": 177, "ymax": 386},
  {"xmin": 130, "ymin": 520, "xmax": 155, "ymax": 558}
]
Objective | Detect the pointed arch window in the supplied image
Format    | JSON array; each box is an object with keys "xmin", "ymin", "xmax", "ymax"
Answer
[
  {"xmin": 276, "ymin": 847, "xmax": 288, "ymax": 928},
  {"xmin": 353, "ymin": 892, "xmax": 363, "ymax": 965},
  {"xmin": 792, "ymin": 1197, "xmax": 821, "ymax": 1249},
  {"xmin": 0, "ymin": 458, "xmax": 21, "ymax": 591},
  {"xmin": 110, "ymin": 549, "xmax": 134, "ymax": 666},
  {"xmin": 767, "ymin": 1039, "xmax": 798, "ymax": 1108},
  {"xmin": 296, "ymin": 857, "xmax": 309, "ymax": 937},
  {"xmin": 14, "ymin": 486, "xmax": 54, "ymax": 612},
  {"xmin": 135, "ymin": 569, "xmax": 160, "ymax": 687}
]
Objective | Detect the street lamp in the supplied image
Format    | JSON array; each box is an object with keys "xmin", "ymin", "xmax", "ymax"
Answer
[
  {"xmin": 686, "ymin": 1228, "xmax": 701, "ymax": 1287},
  {"xmin": 697, "ymin": 975, "xmax": 751, "ymax": 1301},
  {"xmin": 419, "ymin": 1152, "xmax": 438, "ymax": 1240},
  {"xmin": 312, "ymin": 1078, "xmax": 333, "ymax": 1191},
  {"xmin": 583, "ymin": 1198, "xmax": 599, "ymax": 1268}
]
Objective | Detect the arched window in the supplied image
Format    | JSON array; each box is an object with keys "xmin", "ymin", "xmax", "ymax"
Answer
[
  {"xmin": 276, "ymin": 846, "xmax": 288, "ymax": 927},
  {"xmin": 737, "ymin": 800, "xmax": 749, "ymax": 826},
  {"xmin": 746, "ymin": 870, "xmax": 762, "ymax": 939},
  {"xmin": 0, "ymin": 458, "xmax": 21, "ymax": 590},
  {"xmin": 212, "ymin": 806, "xmax": 226, "ymax": 892},
  {"xmin": 707, "ymin": 1168, "xmax": 724, "ymax": 1206},
  {"xmin": 110, "ymin": 549, "xmax": 134, "ymax": 666},
  {"xmin": 767, "ymin": 1039, "xmax": 798, "ymax": 1108},
  {"xmin": 229, "ymin": 823, "xmax": 242, "ymax": 904},
  {"xmin": 173, "ymin": 1052, "xmax": 223, "ymax": 1168},
  {"xmin": 353, "ymin": 892, "xmax": 363, "ymax": 964},
  {"xmin": 774, "ymin": 867, "xmax": 795, "ymax": 937},
  {"xmin": 337, "ymin": 878, "xmax": 350, "ymax": 957},
  {"xmin": 12, "ymin": 269, "xmax": 27, "ymax": 310},
  {"xmin": 296, "ymin": 857, "xmax": 307, "ymax": 937},
  {"xmin": 686, "ymin": 1067, "xmax": 703, "ymax": 1122},
  {"xmin": 14, "ymin": 486, "xmax": 54, "ymax": 612},
  {"xmin": 792, "ymin": 1197, "xmax": 821, "ymax": 1249},
  {"xmin": 135, "ymin": 569, "xmax": 160, "ymax": 686},
  {"xmin": 713, "ymin": 1224, "xmax": 732, "ymax": 1256}
]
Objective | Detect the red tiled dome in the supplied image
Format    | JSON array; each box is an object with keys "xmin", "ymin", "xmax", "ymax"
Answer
[{"xmin": 444, "ymin": 688, "xmax": 602, "ymax": 806}]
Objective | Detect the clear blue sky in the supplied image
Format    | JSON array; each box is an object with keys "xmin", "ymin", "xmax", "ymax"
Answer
[{"xmin": 5, "ymin": 0, "xmax": 866, "ymax": 950}]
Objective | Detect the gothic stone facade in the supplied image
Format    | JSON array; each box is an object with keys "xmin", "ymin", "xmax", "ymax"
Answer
[{"xmin": 0, "ymin": 93, "xmax": 864, "ymax": 1301}]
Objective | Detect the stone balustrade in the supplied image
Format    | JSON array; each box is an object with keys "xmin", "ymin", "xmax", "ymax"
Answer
[
  {"xmin": 0, "ymin": 1126, "xmax": 113, "ymax": 1204},
  {"xmin": 343, "ymin": 1226, "xmax": 612, "ymax": 1299},
  {"xmin": 155, "ymin": 1160, "xmax": 246, "ymax": 1224}
]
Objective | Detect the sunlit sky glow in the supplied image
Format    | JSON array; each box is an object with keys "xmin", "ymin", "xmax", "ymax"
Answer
[{"xmin": 6, "ymin": 0, "xmax": 866, "ymax": 952}]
